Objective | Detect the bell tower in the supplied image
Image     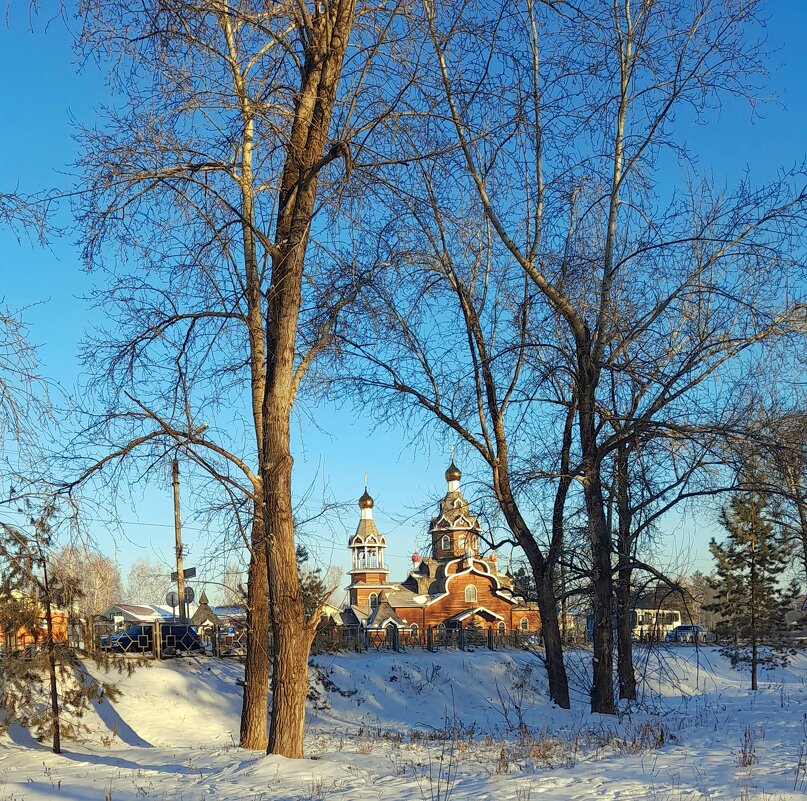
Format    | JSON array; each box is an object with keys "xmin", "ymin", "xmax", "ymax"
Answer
[
  {"xmin": 347, "ymin": 484, "xmax": 390, "ymax": 609},
  {"xmin": 430, "ymin": 461, "xmax": 481, "ymax": 561}
]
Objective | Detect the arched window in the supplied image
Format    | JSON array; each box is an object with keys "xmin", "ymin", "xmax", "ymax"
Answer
[
  {"xmin": 368, "ymin": 593, "xmax": 378, "ymax": 609},
  {"xmin": 464, "ymin": 585, "xmax": 477, "ymax": 603},
  {"xmin": 410, "ymin": 624, "xmax": 419, "ymax": 640},
  {"xmin": 520, "ymin": 617, "xmax": 529, "ymax": 632},
  {"xmin": 458, "ymin": 534, "xmax": 467, "ymax": 550},
  {"xmin": 497, "ymin": 622, "xmax": 506, "ymax": 635},
  {"xmin": 441, "ymin": 534, "xmax": 451, "ymax": 551}
]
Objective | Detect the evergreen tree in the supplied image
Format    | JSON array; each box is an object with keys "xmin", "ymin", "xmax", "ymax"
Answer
[
  {"xmin": 0, "ymin": 504, "xmax": 128, "ymax": 752},
  {"xmin": 708, "ymin": 494, "xmax": 801, "ymax": 690},
  {"xmin": 296, "ymin": 546, "xmax": 329, "ymax": 621}
]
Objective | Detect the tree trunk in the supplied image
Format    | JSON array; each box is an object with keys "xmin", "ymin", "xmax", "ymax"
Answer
[
  {"xmin": 614, "ymin": 440, "xmax": 636, "ymax": 701},
  {"xmin": 239, "ymin": 511, "xmax": 270, "ymax": 750},
  {"xmin": 257, "ymin": 0, "xmax": 355, "ymax": 758},
  {"xmin": 585, "ymin": 468, "xmax": 616, "ymax": 714},
  {"xmin": 537, "ymin": 582, "xmax": 570, "ymax": 709},
  {"xmin": 42, "ymin": 561, "xmax": 61, "ymax": 754},
  {"xmin": 578, "ymin": 346, "xmax": 615, "ymax": 715},
  {"xmin": 614, "ymin": 584, "xmax": 635, "ymax": 701},
  {"xmin": 498, "ymin": 481, "xmax": 570, "ymax": 709},
  {"xmin": 262, "ymin": 411, "xmax": 314, "ymax": 758}
]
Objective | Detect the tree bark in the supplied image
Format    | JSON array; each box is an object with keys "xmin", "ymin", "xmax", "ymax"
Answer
[
  {"xmin": 614, "ymin": 439, "xmax": 636, "ymax": 701},
  {"xmin": 497, "ymin": 477, "xmax": 570, "ymax": 709},
  {"xmin": 42, "ymin": 558, "xmax": 61, "ymax": 754},
  {"xmin": 578, "ymin": 346, "xmax": 615, "ymax": 715},
  {"xmin": 537, "ymin": 581, "xmax": 570, "ymax": 709},
  {"xmin": 239, "ymin": 511, "xmax": 270, "ymax": 750},
  {"xmin": 259, "ymin": 0, "xmax": 356, "ymax": 758}
]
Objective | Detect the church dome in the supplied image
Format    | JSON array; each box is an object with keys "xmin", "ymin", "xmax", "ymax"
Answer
[
  {"xmin": 358, "ymin": 489, "xmax": 374, "ymax": 509},
  {"xmin": 445, "ymin": 461, "xmax": 461, "ymax": 482}
]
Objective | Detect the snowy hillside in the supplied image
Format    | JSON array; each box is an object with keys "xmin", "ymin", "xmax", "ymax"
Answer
[{"xmin": 1, "ymin": 647, "xmax": 805, "ymax": 800}]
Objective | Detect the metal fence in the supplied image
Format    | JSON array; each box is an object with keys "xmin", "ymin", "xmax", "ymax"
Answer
[
  {"xmin": 81, "ymin": 620, "xmax": 545, "ymax": 659},
  {"xmin": 91, "ymin": 621, "xmax": 214, "ymax": 659},
  {"xmin": 310, "ymin": 623, "xmax": 543, "ymax": 654}
]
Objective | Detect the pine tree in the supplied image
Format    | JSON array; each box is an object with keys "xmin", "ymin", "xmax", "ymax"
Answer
[
  {"xmin": 708, "ymin": 493, "xmax": 801, "ymax": 690},
  {"xmin": 0, "ymin": 503, "xmax": 129, "ymax": 752}
]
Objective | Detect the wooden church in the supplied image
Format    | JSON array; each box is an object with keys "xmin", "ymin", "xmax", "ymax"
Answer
[{"xmin": 338, "ymin": 462, "xmax": 541, "ymax": 642}]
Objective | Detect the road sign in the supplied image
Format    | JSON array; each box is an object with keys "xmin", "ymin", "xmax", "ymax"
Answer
[
  {"xmin": 166, "ymin": 590, "xmax": 179, "ymax": 607},
  {"xmin": 171, "ymin": 567, "xmax": 197, "ymax": 581},
  {"xmin": 184, "ymin": 587, "xmax": 195, "ymax": 603}
]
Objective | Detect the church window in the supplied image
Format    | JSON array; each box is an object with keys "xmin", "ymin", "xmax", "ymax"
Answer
[
  {"xmin": 410, "ymin": 624, "xmax": 419, "ymax": 640},
  {"xmin": 458, "ymin": 534, "xmax": 467, "ymax": 550},
  {"xmin": 441, "ymin": 534, "xmax": 450, "ymax": 550},
  {"xmin": 497, "ymin": 622, "xmax": 506, "ymax": 635},
  {"xmin": 464, "ymin": 585, "xmax": 477, "ymax": 603},
  {"xmin": 369, "ymin": 593, "xmax": 379, "ymax": 609},
  {"xmin": 520, "ymin": 617, "xmax": 529, "ymax": 632}
]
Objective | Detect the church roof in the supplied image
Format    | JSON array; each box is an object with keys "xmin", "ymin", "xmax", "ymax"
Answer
[
  {"xmin": 335, "ymin": 606, "xmax": 368, "ymax": 626},
  {"xmin": 380, "ymin": 586, "xmax": 425, "ymax": 607},
  {"xmin": 366, "ymin": 598, "xmax": 409, "ymax": 629},
  {"xmin": 350, "ymin": 518, "xmax": 381, "ymax": 541},
  {"xmin": 444, "ymin": 606, "xmax": 505, "ymax": 624},
  {"xmin": 429, "ymin": 490, "xmax": 481, "ymax": 533}
]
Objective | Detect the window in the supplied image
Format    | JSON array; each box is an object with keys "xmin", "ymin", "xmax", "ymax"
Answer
[
  {"xmin": 458, "ymin": 534, "xmax": 467, "ymax": 550},
  {"xmin": 410, "ymin": 624, "xmax": 419, "ymax": 640},
  {"xmin": 464, "ymin": 585, "xmax": 477, "ymax": 603},
  {"xmin": 369, "ymin": 550, "xmax": 377, "ymax": 567},
  {"xmin": 441, "ymin": 534, "xmax": 451, "ymax": 550},
  {"xmin": 368, "ymin": 593, "xmax": 378, "ymax": 609},
  {"xmin": 520, "ymin": 617, "xmax": 529, "ymax": 632},
  {"xmin": 497, "ymin": 622, "xmax": 506, "ymax": 635}
]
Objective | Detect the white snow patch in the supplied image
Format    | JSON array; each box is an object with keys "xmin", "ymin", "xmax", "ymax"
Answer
[{"xmin": 0, "ymin": 647, "xmax": 805, "ymax": 800}]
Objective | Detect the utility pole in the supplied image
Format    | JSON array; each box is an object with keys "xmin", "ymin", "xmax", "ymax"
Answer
[{"xmin": 172, "ymin": 457, "xmax": 187, "ymax": 623}]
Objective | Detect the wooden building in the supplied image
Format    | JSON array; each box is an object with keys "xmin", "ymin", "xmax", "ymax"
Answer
[
  {"xmin": 0, "ymin": 590, "xmax": 68, "ymax": 653},
  {"xmin": 339, "ymin": 463, "xmax": 541, "ymax": 641}
]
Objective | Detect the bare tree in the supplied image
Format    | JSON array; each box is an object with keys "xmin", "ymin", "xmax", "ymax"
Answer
[
  {"xmin": 124, "ymin": 558, "xmax": 172, "ymax": 606},
  {"xmin": 218, "ymin": 561, "xmax": 247, "ymax": 607},
  {"xmin": 338, "ymin": 0, "xmax": 806, "ymax": 715},
  {"xmin": 51, "ymin": 545, "xmax": 123, "ymax": 620},
  {"xmin": 335, "ymin": 195, "xmax": 574, "ymax": 707},
  {"xmin": 72, "ymin": 0, "xmax": 401, "ymax": 756},
  {"xmin": 741, "ymin": 412, "xmax": 807, "ymax": 583}
]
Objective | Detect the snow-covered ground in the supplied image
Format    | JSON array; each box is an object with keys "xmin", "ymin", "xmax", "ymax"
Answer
[{"xmin": 1, "ymin": 647, "xmax": 805, "ymax": 800}]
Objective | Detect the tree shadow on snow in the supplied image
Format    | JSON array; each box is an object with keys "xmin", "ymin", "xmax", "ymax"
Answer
[{"xmin": 91, "ymin": 695, "xmax": 153, "ymax": 747}]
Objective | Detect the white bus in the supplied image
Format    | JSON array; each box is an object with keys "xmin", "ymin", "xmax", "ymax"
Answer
[{"xmin": 630, "ymin": 608, "xmax": 681, "ymax": 641}]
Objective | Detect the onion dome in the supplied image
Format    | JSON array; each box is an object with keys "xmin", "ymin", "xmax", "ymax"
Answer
[
  {"xmin": 445, "ymin": 461, "xmax": 461, "ymax": 483},
  {"xmin": 411, "ymin": 551, "xmax": 421, "ymax": 564},
  {"xmin": 358, "ymin": 489, "xmax": 374, "ymax": 509}
]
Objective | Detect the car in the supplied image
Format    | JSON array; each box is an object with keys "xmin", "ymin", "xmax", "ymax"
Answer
[
  {"xmin": 665, "ymin": 624, "xmax": 709, "ymax": 644},
  {"xmin": 101, "ymin": 624, "xmax": 205, "ymax": 657}
]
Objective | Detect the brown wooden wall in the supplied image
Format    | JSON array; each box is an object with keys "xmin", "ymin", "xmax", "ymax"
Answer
[{"xmin": 392, "ymin": 572, "xmax": 540, "ymax": 633}]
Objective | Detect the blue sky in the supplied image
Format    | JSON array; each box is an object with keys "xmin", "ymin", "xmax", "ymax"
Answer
[{"xmin": 0, "ymin": 3, "xmax": 805, "ymax": 597}]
